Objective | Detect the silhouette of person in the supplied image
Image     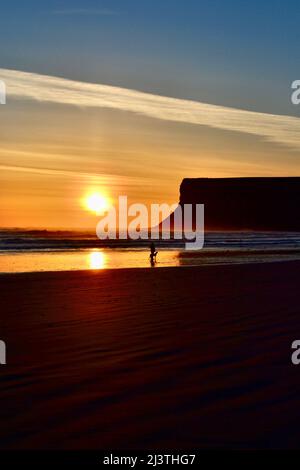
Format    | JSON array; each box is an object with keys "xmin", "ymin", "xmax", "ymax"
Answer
[{"xmin": 149, "ymin": 242, "xmax": 158, "ymax": 265}]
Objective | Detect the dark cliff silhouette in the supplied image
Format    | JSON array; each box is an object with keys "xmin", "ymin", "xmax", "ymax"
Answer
[{"xmin": 168, "ymin": 177, "xmax": 300, "ymax": 231}]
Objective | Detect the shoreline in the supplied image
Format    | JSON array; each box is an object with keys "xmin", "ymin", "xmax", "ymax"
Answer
[{"xmin": 1, "ymin": 256, "xmax": 300, "ymax": 276}]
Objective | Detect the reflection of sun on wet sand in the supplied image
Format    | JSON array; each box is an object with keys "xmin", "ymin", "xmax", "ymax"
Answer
[
  {"xmin": 1, "ymin": 261, "xmax": 300, "ymax": 449},
  {"xmin": 88, "ymin": 250, "xmax": 106, "ymax": 270}
]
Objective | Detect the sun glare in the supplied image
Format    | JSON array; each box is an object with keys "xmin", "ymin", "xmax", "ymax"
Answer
[
  {"xmin": 84, "ymin": 192, "xmax": 110, "ymax": 215},
  {"xmin": 88, "ymin": 251, "xmax": 106, "ymax": 270}
]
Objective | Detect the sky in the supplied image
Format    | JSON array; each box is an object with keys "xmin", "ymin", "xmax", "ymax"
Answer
[{"xmin": 0, "ymin": 0, "xmax": 300, "ymax": 228}]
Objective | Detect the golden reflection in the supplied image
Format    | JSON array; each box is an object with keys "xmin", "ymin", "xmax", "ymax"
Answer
[{"xmin": 88, "ymin": 250, "xmax": 106, "ymax": 270}]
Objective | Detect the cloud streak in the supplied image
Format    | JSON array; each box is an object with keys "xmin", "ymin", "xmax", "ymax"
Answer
[
  {"xmin": 1, "ymin": 68, "xmax": 300, "ymax": 150},
  {"xmin": 0, "ymin": 163, "xmax": 150, "ymax": 184}
]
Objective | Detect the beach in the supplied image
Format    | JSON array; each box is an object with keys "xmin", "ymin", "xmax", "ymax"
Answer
[{"xmin": 1, "ymin": 261, "xmax": 300, "ymax": 449}]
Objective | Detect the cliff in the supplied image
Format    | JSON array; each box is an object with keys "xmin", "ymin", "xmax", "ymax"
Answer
[{"xmin": 172, "ymin": 177, "xmax": 300, "ymax": 231}]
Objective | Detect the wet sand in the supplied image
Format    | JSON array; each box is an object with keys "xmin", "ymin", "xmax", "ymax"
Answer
[{"xmin": 1, "ymin": 261, "xmax": 300, "ymax": 449}]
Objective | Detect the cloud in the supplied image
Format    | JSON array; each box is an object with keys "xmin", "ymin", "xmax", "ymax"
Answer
[
  {"xmin": 0, "ymin": 163, "xmax": 153, "ymax": 187},
  {"xmin": 1, "ymin": 68, "xmax": 300, "ymax": 151},
  {"xmin": 51, "ymin": 8, "xmax": 117, "ymax": 16}
]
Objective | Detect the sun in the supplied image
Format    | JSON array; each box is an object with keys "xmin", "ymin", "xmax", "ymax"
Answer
[{"xmin": 83, "ymin": 192, "xmax": 110, "ymax": 215}]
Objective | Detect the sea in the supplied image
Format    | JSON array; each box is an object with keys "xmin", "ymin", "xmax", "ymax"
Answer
[{"xmin": 0, "ymin": 229, "xmax": 300, "ymax": 273}]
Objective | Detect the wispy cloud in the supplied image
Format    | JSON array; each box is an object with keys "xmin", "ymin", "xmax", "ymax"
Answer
[
  {"xmin": 51, "ymin": 8, "xmax": 117, "ymax": 16},
  {"xmin": 1, "ymin": 68, "xmax": 300, "ymax": 151},
  {"xmin": 0, "ymin": 163, "xmax": 154, "ymax": 187}
]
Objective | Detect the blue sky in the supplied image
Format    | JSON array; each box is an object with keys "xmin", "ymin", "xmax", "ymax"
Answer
[{"xmin": 0, "ymin": 0, "xmax": 299, "ymax": 115}]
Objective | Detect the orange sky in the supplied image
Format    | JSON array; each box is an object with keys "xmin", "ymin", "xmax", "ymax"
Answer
[{"xmin": 1, "ymin": 73, "xmax": 300, "ymax": 229}]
